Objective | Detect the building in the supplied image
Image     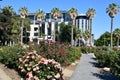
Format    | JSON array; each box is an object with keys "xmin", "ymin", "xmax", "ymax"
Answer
[
  {"xmin": 75, "ymin": 14, "xmax": 94, "ymax": 46},
  {"xmin": 24, "ymin": 11, "xmax": 94, "ymax": 46}
]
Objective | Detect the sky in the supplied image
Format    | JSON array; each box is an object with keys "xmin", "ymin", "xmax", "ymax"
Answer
[{"xmin": 0, "ymin": 0, "xmax": 120, "ymax": 39}]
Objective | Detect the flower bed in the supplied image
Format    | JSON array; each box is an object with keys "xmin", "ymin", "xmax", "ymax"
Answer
[{"xmin": 0, "ymin": 41, "xmax": 82, "ymax": 79}]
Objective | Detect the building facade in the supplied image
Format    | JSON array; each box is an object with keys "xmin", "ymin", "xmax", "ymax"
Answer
[
  {"xmin": 75, "ymin": 14, "xmax": 94, "ymax": 46},
  {"xmin": 25, "ymin": 11, "xmax": 94, "ymax": 46}
]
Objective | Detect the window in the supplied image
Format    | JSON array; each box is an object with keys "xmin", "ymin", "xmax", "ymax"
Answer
[
  {"xmin": 34, "ymin": 33, "xmax": 38, "ymax": 36},
  {"xmin": 33, "ymin": 38, "xmax": 38, "ymax": 42},
  {"xmin": 34, "ymin": 27, "xmax": 38, "ymax": 31},
  {"xmin": 48, "ymin": 23, "xmax": 51, "ymax": 35},
  {"xmin": 27, "ymin": 33, "xmax": 30, "ymax": 36}
]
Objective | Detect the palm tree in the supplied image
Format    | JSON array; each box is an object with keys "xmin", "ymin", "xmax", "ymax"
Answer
[
  {"xmin": 76, "ymin": 29, "xmax": 82, "ymax": 46},
  {"xmin": 83, "ymin": 30, "xmax": 91, "ymax": 46},
  {"xmin": 11, "ymin": 17, "xmax": 21, "ymax": 43},
  {"xmin": 51, "ymin": 7, "xmax": 61, "ymax": 41},
  {"xmin": 68, "ymin": 8, "xmax": 78, "ymax": 46},
  {"xmin": 113, "ymin": 28, "xmax": 120, "ymax": 47},
  {"xmin": 0, "ymin": 5, "xmax": 16, "ymax": 45},
  {"xmin": 19, "ymin": 6, "xmax": 28, "ymax": 44},
  {"xmin": 35, "ymin": 9, "xmax": 45, "ymax": 38},
  {"xmin": 2, "ymin": 5, "xmax": 16, "ymax": 16},
  {"xmin": 106, "ymin": 3, "xmax": 119, "ymax": 48},
  {"xmin": 86, "ymin": 8, "xmax": 96, "ymax": 46}
]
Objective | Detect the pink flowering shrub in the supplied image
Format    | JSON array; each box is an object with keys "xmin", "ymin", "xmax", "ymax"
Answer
[
  {"xmin": 26, "ymin": 41, "xmax": 81, "ymax": 66},
  {"xmin": 27, "ymin": 41, "xmax": 68, "ymax": 66},
  {"xmin": 18, "ymin": 51, "xmax": 63, "ymax": 80}
]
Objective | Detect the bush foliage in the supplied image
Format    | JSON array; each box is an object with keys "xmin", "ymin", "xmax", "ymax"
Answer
[{"xmin": 0, "ymin": 41, "xmax": 82, "ymax": 79}]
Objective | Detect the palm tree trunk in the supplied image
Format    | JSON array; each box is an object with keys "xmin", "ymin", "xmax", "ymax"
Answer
[
  {"xmin": 110, "ymin": 18, "xmax": 113, "ymax": 48},
  {"xmin": 25, "ymin": 28, "xmax": 27, "ymax": 43},
  {"xmin": 38, "ymin": 22, "xmax": 42, "ymax": 38},
  {"xmin": 71, "ymin": 19, "xmax": 75, "ymax": 46},
  {"xmin": 21, "ymin": 19, "xmax": 23, "ymax": 45},
  {"xmin": 38, "ymin": 22, "xmax": 40, "ymax": 37},
  {"xmin": 79, "ymin": 39, "xmax": 80, "ymax": 46},
  {"xmin": 117, "ymin": 38, "xmax": 119, "ymax": 47},
  {"xmin": 90, "ymin": 19, "xmax": 92, "ymax": 46},
  {"xmin": 54, "ymin": 20, "xmax": 56, "ymax": 41}
]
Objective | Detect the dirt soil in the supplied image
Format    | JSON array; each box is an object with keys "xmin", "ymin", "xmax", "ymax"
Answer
[{"xmin": 0, "ymin": 64, "xmax": 21, "ymax": 80}]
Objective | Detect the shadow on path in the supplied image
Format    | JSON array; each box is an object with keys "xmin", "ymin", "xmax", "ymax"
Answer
[
  {"xmin": 90, "ymin": 57, "xmax": 119, "ymax": 80},
  {"xmin": 92, "ymin": 72, "xmax": 120, "ymax": 80}
]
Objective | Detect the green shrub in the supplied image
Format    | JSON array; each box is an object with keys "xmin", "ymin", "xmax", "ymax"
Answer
[
  {"xmin": 94, "ymin": 47, "xmax": 117, "ymax": 67},
  {"xmin": 111, "ymin": 50, "xmax": 120, "ymax": 78},
  {"xmin": 94, "ymin": 47, "xmax": 120, "ymax": 78},
  {"xmin": 0, "ymin": 44, "xmax": 25, "ymax": 69},
  {"xmin": 80, "ymin": 46, "xmax": 96, "ymax": 53}
]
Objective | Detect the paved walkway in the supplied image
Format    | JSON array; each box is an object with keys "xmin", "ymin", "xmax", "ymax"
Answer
[
  {"xmin": 0, "ymin": 68, "xmax": 12, "ymax": 80},
  {"xmin": 70, "ymin": 53, "xmax": 119, "ymax": 80}
]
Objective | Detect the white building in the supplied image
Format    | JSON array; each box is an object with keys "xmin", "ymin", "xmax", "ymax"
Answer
[
  {"xmin": 24, "ymin": 12, "xmax": 94, "ymax": 46},
  {"xmin": 75, "ymin": 14, "xmax": 94, "ymax": 46}
]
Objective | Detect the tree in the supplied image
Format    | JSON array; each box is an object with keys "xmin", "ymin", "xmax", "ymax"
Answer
[
  {"xmin": 35, "ymin": 9, "xmax": 45, "ymax": 38},
  {"xmin": 11, "ymin": 17, "xmax": 21, "ymax": 43},
  {"xmin": 59, "ymin": 22, "xmax": 71, "ymax": 43},
  {"xmin": 86, "ymin": 8, "xmax": 96, "ymax": 46},
  {"xmin": 94, "ymin": 31, "xmax": 111, "ymax": 46},
  {"xmin": 0, "ymin": 5, "xmax": 16, "ymax": 45},
  {"xmin": 76, "ymin": 29, "xmax": 82, "ymax": 46},
  {"xmin": 51, "ymin": 7, "xmax": 61, "ymax": 41},
  {"xmin": 83, "ymin": 30, "xmax": 91, "ymax": 46},
  {"xmin": 1, "ymin": 5, "xmax": 16, "ymax": 16},
  {"xmin": 19, "ymin": 6, "xmax": 28, "ymax": 44},
  {"xmin": 11, "ymin": 16, "xmax": 30, "ymax": 44},
  {"xmin": 68, "ymin": 8, "xmax": 78, "ymax": 46},
  {"xmin": 106, "ymin": 3, "xmax": 119, "ymax": 48},
  {"xmin": 113, "ymin": 28, "xmax": 120, "ymax": 46}
]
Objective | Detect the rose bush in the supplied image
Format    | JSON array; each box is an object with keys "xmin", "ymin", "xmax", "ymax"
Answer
[
  {"xmin": 27, "ymin": 41, "xmax": 81, "ymax": 66},
  {"xmin": 18, "ymin": 51, "xmax": 63, "ymax": 80}
]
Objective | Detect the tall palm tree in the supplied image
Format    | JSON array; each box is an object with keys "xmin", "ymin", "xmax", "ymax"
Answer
[
  {"xmin": 35, "ymin": 9, "xmax": 45, "ymax": 38},
  {"xmin": 19, "ymin": 6, "xmax": 28, "ymax": 44},
  {"xmin": 68, "ymin": 8, "xmax": 78, "ymax": 46},
  {"xmin": 76, "ymin": 29, "xmax": 82, "ymax": 46},
  {"xmin": 106, "ymin": 3, "xmax": 119, "ymax": 48},
  {"xmin": 51, "ymin": 7, "xmax": 61, "ymax": 41},
  {"xmin": 113, "ymin": 28, "xmax": 120, "ymax": 47},
  {"xmin": 2, "ymin": 5, "xmax": 15, "ymax": 16},
  {"xmin": 86, "ymin": 8, "xmax": 96, "ymax": 46},
  {"xmin": 83, "ymin": 30, "xmax": 91, "ymax": 46}
]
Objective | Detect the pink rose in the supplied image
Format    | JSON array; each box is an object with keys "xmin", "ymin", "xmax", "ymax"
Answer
[
  {"xmin": 54, "ymin": 73, "xmax": 60, "ymax": 79},
  {"xmin": 19, "ymin": 58, "xmax": 23, "ymax": 62},
  {"xmin": 34, "ymin": 76, "xmax": 39, "ymax": 80},
  {"xmin": 33, "ymin": 68, "xmax": 37, "ymax": 71},
  {"xmin": 27, "ymin": 71, "xmax": 33, "ymax": 78},
  {"xmin": 31, "ymin": 55, "xmax": 35, "ymax": 59}
]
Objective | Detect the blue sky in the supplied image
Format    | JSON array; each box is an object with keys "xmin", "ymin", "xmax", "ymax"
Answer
[{"xmin": 0, "ymin": 0, "xmax": 120, "ymax": 39}]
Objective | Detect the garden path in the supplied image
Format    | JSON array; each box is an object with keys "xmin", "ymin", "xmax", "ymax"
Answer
[{"xmin": 70, "ymin": 53, "xmax": 119, "ymax": 80}]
